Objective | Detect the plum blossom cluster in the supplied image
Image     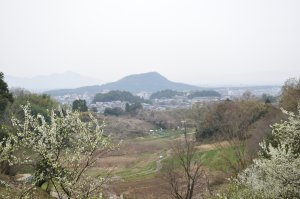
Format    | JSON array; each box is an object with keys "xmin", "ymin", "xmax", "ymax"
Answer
[
  {"xmin": 0, "ymin": 103, "xmax": 114, "ymax": 198},
  {"xmin": 235, "ymin": 108, "xmax": 300, "ymax": 198}
]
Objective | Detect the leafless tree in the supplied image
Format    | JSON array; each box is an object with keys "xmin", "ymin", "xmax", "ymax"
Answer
[{"xmin": 163, "ymin": 125, "xmax": 208, "ymax": 199}]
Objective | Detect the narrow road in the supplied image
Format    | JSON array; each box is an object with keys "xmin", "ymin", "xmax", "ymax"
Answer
[{"xmin": 156, "ymin": 159, "xmax": 162, "ymax": 172}]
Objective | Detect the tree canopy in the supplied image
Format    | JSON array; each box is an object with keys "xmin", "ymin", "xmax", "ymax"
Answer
[
  {"xmin": 72, "ymin": 99, "xmax": 88, "ymax": 112},
  {"xmin": 194, "ymin": 100, "xmax": 267, "ymax": 140},
  {"xmin": 188, "ymin": 90, "xmax": 221, "ymax": 99},
  {"xmin": 125, "ymin": 102, "xmax": 142, "ymax": 114},
  {"xmin": 0, "ymin": 72, "xmax": 13, "ymax": 116},
  {"xmin": 261, "ymin": 93, "xmax": 277, "ymax": 104},
  {"xmin": 150, "ymin": 89, "xmax": 183, "ymax": 99},
  {"xmin": 0, "ymin": 72, "xmax": 14, "ymax": 145},
  {"xmin": 280, "ymin": 77, "xmax": 300, "ymax": 113},
  {"xmin": 93, "ymin": 90, "xmax": 151, "ymax": 104},
  {"xmin": 104, "ymin": 107, "xmax": 124, "ymax": 116}
]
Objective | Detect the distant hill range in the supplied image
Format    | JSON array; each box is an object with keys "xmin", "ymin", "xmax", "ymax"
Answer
[
  {"xmin": 5, "ymin": 71, "xmax": 102, "ymax": 91},
  {"xmin": 45, "ymin": 72, "xmax": 200, "ymax": 96}
]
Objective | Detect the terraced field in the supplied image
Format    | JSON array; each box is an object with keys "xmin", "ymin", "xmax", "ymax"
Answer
[{"xmin": 88, "ymin": 130, "xmax": 235, "ymax": 198}]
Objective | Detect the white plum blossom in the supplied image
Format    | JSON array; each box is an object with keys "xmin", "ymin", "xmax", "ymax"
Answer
[
  {"xmin": 0, "ymin": 103, "xmax": 115, "ymax": 198},
  {"xmin": 236, "ymin": 107, "xmax": 300, "ymax": 198}
]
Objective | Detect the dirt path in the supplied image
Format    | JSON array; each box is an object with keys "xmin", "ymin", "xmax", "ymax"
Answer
[{"xmin": 156, "ymin": 158, "xmax": 162, "ymax": 172}]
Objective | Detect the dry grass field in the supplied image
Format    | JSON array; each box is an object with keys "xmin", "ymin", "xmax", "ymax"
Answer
[{"xmin": 87, "ymin": 130, "xmax": 231, "ymax": 199}]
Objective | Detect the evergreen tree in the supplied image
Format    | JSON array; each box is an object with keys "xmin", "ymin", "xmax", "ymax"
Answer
[
  {"xmin": 0, "ymin": 72, "xmax": 13, "ymax": 116},
  {"xmin": 0, "ymin": 72, "xmax": 13, "ymax": 144},
  {"xmin": 72, "ymin": 99, "xmax": 88, "ymax": 112}
]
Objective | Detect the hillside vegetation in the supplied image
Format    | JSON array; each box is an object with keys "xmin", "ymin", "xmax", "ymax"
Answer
[
  {"xmin": 1, "ymin": 72, "xmax": 300, "ymax": 199},
  {"xmin": 93, "ymin": 90, "xmax": 151, "ymax": 104},
  {"xmin": 150, "ymin": 89, "xmax": 184, "ymax": 99},
  {"xmin": 188, "ymin": 90, "xmax": 221, "ymax": 98}
]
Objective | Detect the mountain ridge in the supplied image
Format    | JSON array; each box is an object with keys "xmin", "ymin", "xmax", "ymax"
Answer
[
  {"xmin": 5, "ymin": 71, "xmax": 102, "ymax": 91},
  {"xmin": 45, "ymin": 72, "xmax": 200, "ymax": 96}
]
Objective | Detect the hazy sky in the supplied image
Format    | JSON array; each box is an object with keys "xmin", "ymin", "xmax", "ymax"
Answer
[{"xmin": 0, "ymin": 0, "xmax": 299, "ymax": 86}]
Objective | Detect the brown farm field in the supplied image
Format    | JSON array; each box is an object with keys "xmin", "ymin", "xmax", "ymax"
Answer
[{"xmin": 88, "ymin": 130, "xmax": 231, "ymax": 199}]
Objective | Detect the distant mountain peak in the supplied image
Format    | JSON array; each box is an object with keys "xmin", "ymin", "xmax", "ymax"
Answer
[
  {"xmin": 46, "ymin": 72, "xmax": 200, "ymax": 96},
  {"xmin": 6, "ymin": 72, "xmax": 102, "ymax": 91},
  {"xmin": 118, "ymin": 72, "xmax": 168, "ymax": 82},
  {"xmin": 130, "ymin": 71, "xmax": 165, "ymax": 77}
]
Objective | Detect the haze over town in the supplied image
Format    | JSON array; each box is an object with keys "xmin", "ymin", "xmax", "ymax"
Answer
[{"xmin": 1, "ymin": 0, "xmax": 300, "ymax": 87}]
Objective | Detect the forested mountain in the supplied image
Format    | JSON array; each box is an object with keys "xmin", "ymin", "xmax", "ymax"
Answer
[{"xmin": 98, "ymin": 72, "xmax": 200, "ymax": 93}]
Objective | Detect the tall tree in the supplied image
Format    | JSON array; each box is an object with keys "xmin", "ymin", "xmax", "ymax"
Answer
[
  {"xmin": 0, "ymin": 72, "xmax": 13, "ymax": 151},
  {"xmin": 280, "ymin": 77, "xmax": 300, "ymax": 113},
  {"xmin": 72, "ymin": 99, "xmax": 88, "ymax": 112},
  {"xmin": 125, "ymin": 102, "xmax": 142, "ymax": 115},
  {"xmin": 0, "ymin": 72, "xmax": 13, "ymax": 116}
]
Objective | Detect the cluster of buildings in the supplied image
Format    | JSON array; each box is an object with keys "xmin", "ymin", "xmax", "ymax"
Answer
[
  {"xmin": 51, "ymin": 86, "xmax": 281, "ymax": 113},
  {"xmin": 143, "ymin": 96, "xmax": 220, "ymax": 111},
  {"xmin": 215, "ymin": 86, "xmax": 281, "ymax": 99},
  {"xmin": 52, "ymin": 93, "xmax": 93, "ymax": 105}
]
